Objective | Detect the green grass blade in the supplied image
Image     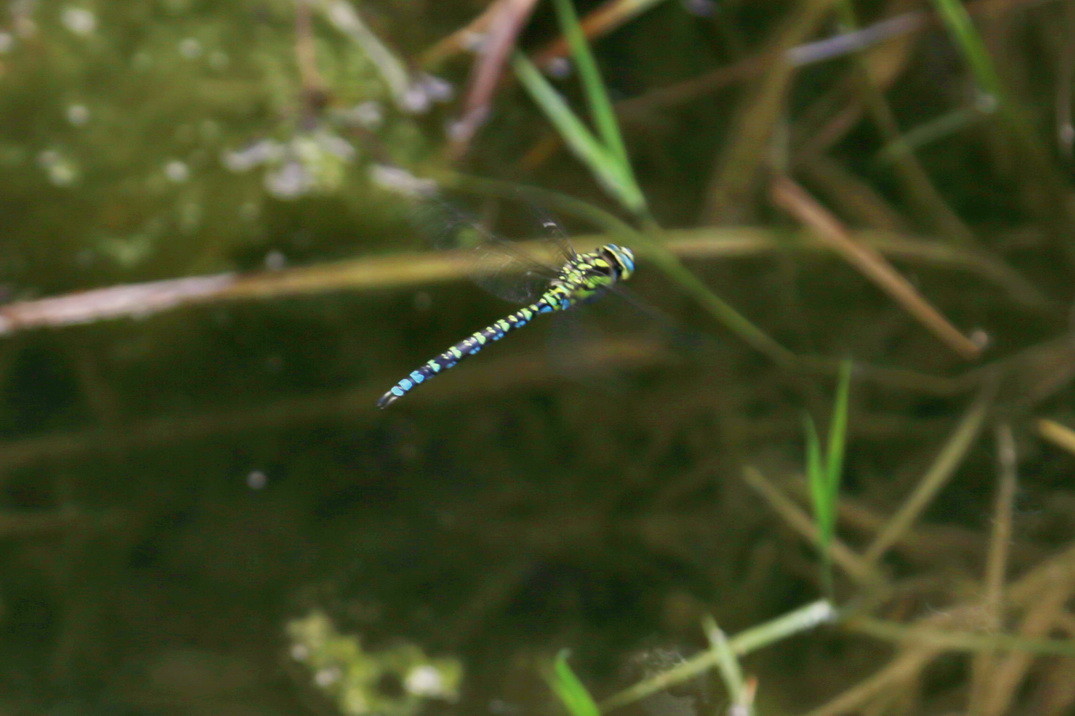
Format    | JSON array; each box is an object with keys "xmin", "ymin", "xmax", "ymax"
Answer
[
  {"xmin": 600, "ymin": 600, "xmax": 836, "ymax": 711},
  {"xmin": 511, "ymin": 51, "xmax": 611, "ymax": 175},
  {"xmin": 702, "ymin": 614, "xmax": 753, "ymax": 715},
  {"xmin": 512, "ymin": 51, "xmax": 643, "ymax": 214},
  {"xmin": 804, "ymin": 415, "xmax": 828, "ymax": 538},
  {"xmin": 825, "ymin": 360, "xmax": 852, "ymax": 505},
  {"xmin": 805, "ymin": 361, "xmax": 852, "ymax": 599},
  {"xmin": 549, "ymin": 0, "xmax": 631, "ymax": 171},
  {"xmin": 874, "ymin": 106, "xmax": 987, "ymax": 167},
  {"xmin": 514, "ymin": 0, "xmax": 647, "ymax": 216},
  {"xmin": 927, "ymin": 0, "xmax": 1003, "ymax": 100},
  {"xmin": 804, "ymin": 412, "xmax": 834, "ymax": 597},
  {"xmin": 544, "ymin": 650, "xmax": 601, "ymax": 716},
  {"xmin": 926, "ymin": 0, "xmax": 1075, "ymax": 236}
]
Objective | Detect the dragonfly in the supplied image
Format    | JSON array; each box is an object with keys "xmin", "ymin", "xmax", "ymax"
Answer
[{"xmin": 376, "ymin": 206, "xmax": 636, "ymax": 409}]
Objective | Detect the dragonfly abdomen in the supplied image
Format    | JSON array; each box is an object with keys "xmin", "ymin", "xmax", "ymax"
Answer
[{"xmin": 376, "ymin": 302, "xmax": 545, "ymax": 409}]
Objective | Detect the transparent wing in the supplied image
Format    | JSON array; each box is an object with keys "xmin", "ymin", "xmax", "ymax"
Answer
[
  {"xmin": 544, "ymin": 308, "xmax": 627, "ymax": 393},
  {"xmin": 526, "ymin": 204, "xmax": 577, "ymax": 263},
  {"xmin": 607, "ymin": 282, "xmax": 725, "ymax": 356},
  {"xmin": 411, "ymin": 197, "xmax": 559, "ymax": 304}
]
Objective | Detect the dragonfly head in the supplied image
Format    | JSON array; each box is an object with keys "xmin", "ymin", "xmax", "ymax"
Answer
[{"xmin": 601, "ymin": 244, "xmax": 635, "ymax": 281}]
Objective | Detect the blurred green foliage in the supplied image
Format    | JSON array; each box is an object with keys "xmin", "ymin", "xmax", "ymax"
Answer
[{"xmin": 0, "ymin": 0, "xmax": 436, "ymax": 292}]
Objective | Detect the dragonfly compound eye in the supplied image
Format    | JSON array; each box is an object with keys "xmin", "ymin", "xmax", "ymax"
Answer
[{"xmin": 602, "ymin": 244, "xmax": 635, "ymax": 280}]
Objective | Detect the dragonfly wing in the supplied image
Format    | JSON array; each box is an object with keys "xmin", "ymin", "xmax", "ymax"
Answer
[
  {"xmin": 608, "ymin": 283, "xmax": 725, "ymax": 355},
  {"xmin": 526, "ymin": 204, "xmax": 577, "ymax": 262},
  {"xmin": 412, "ymin": 197, "xmax": 557, "ymax": 304},
  {"xmin": 542, "ymin": 308, "xmax": 639, "ymax": 403}
]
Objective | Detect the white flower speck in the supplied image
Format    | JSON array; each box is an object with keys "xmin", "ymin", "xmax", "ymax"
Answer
[
  {"xmin": 164, "ymin": 160, "xmax": 189, "ymax": 183},
  {"xmin": 61, "ymin": 7, "xmax": 96, "ymax": 36},
  {"xmin": 66, "ymin": 104, "xmax": 90, "ymax": 126},
  {"xmin": 405, "ymin": 665, "xmax": 447, "ymax": 697},
  {"xmin": 178, "ymin": 37, "xmax": 202, "ymax": 59}
]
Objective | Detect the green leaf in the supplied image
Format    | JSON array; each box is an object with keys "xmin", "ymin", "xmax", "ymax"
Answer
[
  {"xmin": 928, "ymin": 0, "xmax": 1003, "ymax": 101},
  {"xmin": 549, "ymin": 0, "xmax": 630, "ymax": 169},
  {"xmin": 512, "ymin": 0, "xmax": 647, "ymax": 216},
  {"xmin": 825, "ymin": 360, "xmax": 852, "ymax": 506},
  {"xmin": 804, "ymin": 361, "xmax": 853, "ymax": 599},
  {"xmin": 512, "ymin": 51, "xmax": 634, "ymax": 209},
  {"xmin": 544, "ymin": 650, "xmax": 601, "ymax": 716},
  {"xmin": 804, "ymin": 414, "xmax": 829, "ymax": 540}
]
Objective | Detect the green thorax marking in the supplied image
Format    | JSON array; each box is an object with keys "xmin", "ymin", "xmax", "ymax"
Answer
[{"xmin": 538, "ymin": 244, "xmax": 633, "ymax": 311}]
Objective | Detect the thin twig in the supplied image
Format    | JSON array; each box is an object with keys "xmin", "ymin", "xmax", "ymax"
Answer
[
  {"xmin": 863, "ymin": 384, "xmax": 994, "ymax": 564},
  {"xmin": 1036, "ymin": 418, "xmax": 1075, "ymax": 456},
  {"xmin": 809, "ymin": 605, "xmax": 983, "ymax": 715},
  {"xmin": 0, "ymin": 226, "xmax": 1047, "ymax": 336},
  {"xmin": 968, "ymin": 422, "xmax": 1018, "ymax": 712},
  {"xmin": 449, "ymin": 0, "xmax": 541, "ymax": 158},
  {"xmin": 771, "ymin": 174, "xmax": 983, "ymax": 360},
  {"xmin": 704, "ymin": 0, "xmax": 841, "ymax": 221},
  {"xmin": 740, "ymin": 465, "xmax": 883, "ymax": 586}
]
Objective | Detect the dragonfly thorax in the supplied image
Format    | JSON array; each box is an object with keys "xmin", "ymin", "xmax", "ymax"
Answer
[
  {"xmin": 556, "ymin": 244, "xmax": 634, "ymax": 284},
  {"xmin": 537, "ymin": 243, "xmax": 635, "ymax": 313}
]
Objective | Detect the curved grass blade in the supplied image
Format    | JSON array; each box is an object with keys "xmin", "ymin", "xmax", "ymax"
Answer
[
  {"xmin": 805, "ymin": 359, "xmax": 852, "ymax": 599},
  {"xmin": 544, "ymin": 650, "xmax": 600, "ymax": 716}
]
